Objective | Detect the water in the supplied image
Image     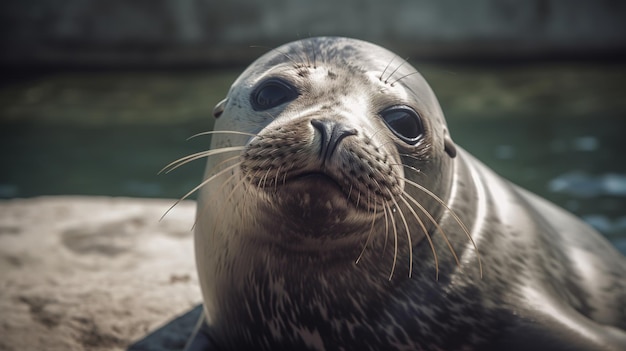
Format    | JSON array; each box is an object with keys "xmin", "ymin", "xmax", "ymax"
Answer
[{"xmin": 1, "ymin": 63, "xmax": 625, "ymax": 249}]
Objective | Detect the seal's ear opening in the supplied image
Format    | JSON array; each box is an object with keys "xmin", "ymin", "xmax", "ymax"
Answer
[
  {"xmin": 444, "ymin": 135, "xmax": 457, "ymax": 158},
  {"xmin": 213, "ymin": 99, "xmax": 227, "ymax": 118}
]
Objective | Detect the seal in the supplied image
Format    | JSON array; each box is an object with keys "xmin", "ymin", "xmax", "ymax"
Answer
[{"xmin": 179, "ymin": 37, "xmax": 626, "ymax": 350}]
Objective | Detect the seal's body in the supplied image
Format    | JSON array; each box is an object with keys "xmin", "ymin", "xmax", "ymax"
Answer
[{"xmin": 185, "ymin": 37, "xmax": 626, "ymax": 350}]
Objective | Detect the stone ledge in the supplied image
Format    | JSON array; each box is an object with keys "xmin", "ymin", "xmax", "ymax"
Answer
[{"xmin": 0, "ymin": 196, "xmax": 200, "ymax": 351}]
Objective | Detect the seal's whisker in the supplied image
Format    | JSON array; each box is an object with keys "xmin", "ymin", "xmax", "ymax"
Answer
[
  {"xmin": 377, "ymin": 139, "xmax": 428, "ymax": 158},
  {"xmin": 398, "ymin": 153, "xmax": 428, "ymax": 165},
  {"xmin": 401, "ymin": 164, "xmax": 424, "ymax": 177},
  {"xmin": 186, "ymin": 130, "xmax": 258, "ymax": 141},
  {"xmin": 383, "ymin": 201, "xmax": 389, "ymax": 255},
  {"xmin": 299, "ymin": 39, "xmax": 311, "ymax": 68},
  {"xmin": 368, "ymin": 126, "xmax": 391, "ymax": 142},
  {"xmin": 379, "ymin": 56, "xmax": 396, "ymax": 82},
  {"xmin": 162, "ymin": 162, "xmax": 240, "ymax": 221},
  {"xmin": 209, "ymin": 174, "xmax": 248, "ymax": 236},
  {"xmin": 390, "ymin": 194, "xmax": 414, "ymax": 278},
  {"xmin": 297, "ymin": 37, "xmax": 317, "ymax": 70},
  {"xmin": 250, "ymin": 168, "xmax": 262, "ymax": 187},
  {"xmin": 310, "ymin": 38, "xmax": 318, "ymax": 68},
  {"xmin": 388, "ymin": 162, "xmax": 424, "ymax": 178},
  {"xmin": 205, "ymin": 154, "xmax": 242, "ymax": 175},
  {"xmin": 397, "ymin": 193, "xmax": 441, "ymax": 280},
  {"xmin": 264, "ymin": 111, "xmax": 278, "ymax": 120},
  {"xmin": 260, "ymin": 167, "xmax": 273, "ymax": 188},
  {"xmin": 385, "ymin": 202, "xmax": 399, "ymax": 281},
  {"xmin": 257, "ymin": 168, "xmax": 268, "ymax": 188},
  {"xmin": 302, "ymin": 38, "xmax": 319, "ymax": 69},
  {"xmin": 196, "ymin": 170, "xmax": 240, "ymax": 231},
  {"xmin": 183, "ymin": 155, "xmax": 241, "ymax": 229},
  {"xmin": 159, "ymin": 146, "xmax": 245, "ymax": 174},
  {"xmin": 370, "ymin": 177, "xmax": 390, "ymax": 255},
  {"xmin": 273, "ymin": 165, "xmax": 282, "ymax": 192},
  {"xmin": 402, "ymin": 190, "xmax": 460, "ymax": 269},
  {"xmin": 356, "ymin": 200, "xmax": 378, "ymax": 265},
  {"xmin": 384, "ymin": 56, "xmax": 409, "ymax": 84},
  {"xmin": 347, "ymin": 185, "xmax": 354, "ymax": 205},
  {"xmin": 404, "ymin": 178, "xmax": 483, "ymax": 278},
  {"xmin": 390, "ymin": 71, "xmax": 421, "ymax": 86},
  {"xmin": 238, "ymin": 175, "xmax": 256, "ymax": 227},
  {"xmin": 235, "ymin": 177, "xmax": 252, "ymax": 221}
]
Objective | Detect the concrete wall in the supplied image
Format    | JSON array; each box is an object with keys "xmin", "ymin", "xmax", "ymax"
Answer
[{"xmin": 1, "ymin": 0, "xmax": 625, "ymax": 67}]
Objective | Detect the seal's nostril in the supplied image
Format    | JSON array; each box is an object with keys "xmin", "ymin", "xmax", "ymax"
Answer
[{"xmin": 311, "ymin": 119, "xmax": 357, "ymax": 161}]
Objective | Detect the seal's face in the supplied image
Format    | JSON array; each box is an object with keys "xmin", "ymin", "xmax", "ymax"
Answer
[{"xmin": 203, "ymin": 37, "xmax": 457, "ymax": 254}]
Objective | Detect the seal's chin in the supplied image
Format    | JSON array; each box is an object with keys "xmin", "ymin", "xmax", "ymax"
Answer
[
  {"xmin": 275, "ymin": 172, "xmax": 350, "ymax": 211},
  {"xmin": 259, "ymin": 171, "xmax": 367, "ymax": 229},
  {"xmin": 279, "ymin": 171, "xmax": 373, "ymax": 210},
  {"xmin": 245, "ymin": 170, "xmax": 377, "ymax": 248},
  {"xmin": 290, "ymin": 172, "xmax": 344, "ymax": 190}
]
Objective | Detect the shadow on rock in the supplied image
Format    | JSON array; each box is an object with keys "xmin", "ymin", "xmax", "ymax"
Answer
[{"xmin": 128, "ymin": 305, "xmax": 202, "ymax": 351}]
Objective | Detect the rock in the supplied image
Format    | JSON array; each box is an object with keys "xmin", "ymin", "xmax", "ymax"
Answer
[{"xmin": 0, "ymin": 196, "xmax": 201, "ymax": 351}]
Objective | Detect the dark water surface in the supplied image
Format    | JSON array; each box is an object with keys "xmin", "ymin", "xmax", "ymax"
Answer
[{"xmin": 1, "ymin": 63, "xmax": 625, "ymax": 250}]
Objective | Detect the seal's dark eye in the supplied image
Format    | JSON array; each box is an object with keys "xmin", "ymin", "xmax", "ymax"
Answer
[
  {"xmin": 381, "ymin": 106, "xmax": 424, "ymax": 145},
  {"xmin": 251, "ymin": 79, "xmax": 298, "ymax": 111}
]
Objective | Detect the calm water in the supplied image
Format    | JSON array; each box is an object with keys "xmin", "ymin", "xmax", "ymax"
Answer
[{"xmin": 1, "ymin": 63, "xmax": 625, "ymax": 251}]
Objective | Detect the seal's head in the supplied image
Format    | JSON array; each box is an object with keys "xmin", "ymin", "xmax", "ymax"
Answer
[
  {"xmin": 201, "ymin": 37, "xmax": 458, "ymax": 256},
  {"xmin": 189, "ymin": 36, "xmax": 480, "ymax": 350}
]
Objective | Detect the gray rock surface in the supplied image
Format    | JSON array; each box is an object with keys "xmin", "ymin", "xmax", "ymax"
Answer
[{"xmin": 0, "ymin": 196, "xmax": 201, "ymax": 351}]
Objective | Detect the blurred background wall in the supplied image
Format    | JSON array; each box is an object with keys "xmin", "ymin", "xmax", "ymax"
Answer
[{"xmin": 2, "ymin": 0, "xmax": 626, "ymax": 68}]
